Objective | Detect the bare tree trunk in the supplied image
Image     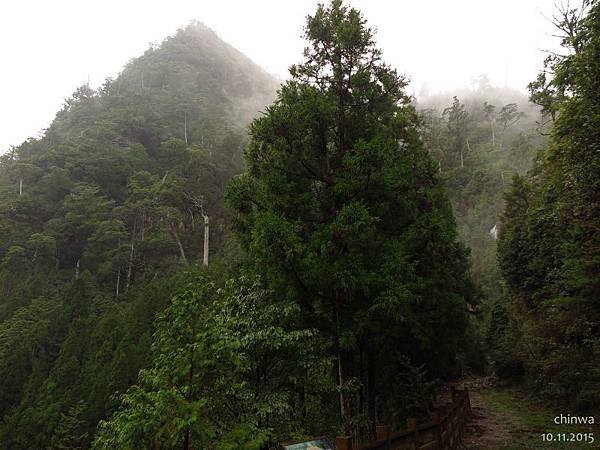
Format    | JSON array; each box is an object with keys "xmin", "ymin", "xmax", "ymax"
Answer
[
  {"xmin": 19, "ymin": 178, "xmax": 23, "ymax": 196},
  {"xmin": 188, "ymin": 209, "xmax": 195, "ymax": 230},
  {"xmin": 460, "ymin": 149, "xmax": 464, "ymax": 168},
  {"xmin": 184, "ymin": 112, "xmax": 188, "ymax": 145},
  {"xmin": 140, "ymin": 212, "xmax": 146, "ymax": 241},
  {"xmin": 75, "ymin": 259, "xmax": 80, "ymax": 280},
  {"xmin": 171, "ymin": 226, "xmax": 188, "ymax": 265},
  {"xmin": 126, "ymin": 218, "xmax": 136, "ymax": 290},
  {"xmin": 203, "ymin": 215, "xmax": 209, "ymax": 267},
  {"xmin": 116, "ymin": 271, "xmax": 120, "ymax": 298}
]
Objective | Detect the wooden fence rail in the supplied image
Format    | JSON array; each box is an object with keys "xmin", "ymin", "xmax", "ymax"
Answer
[{"xmin": 335, "ymin": 388, "xmax": 472, "ymax": 450}]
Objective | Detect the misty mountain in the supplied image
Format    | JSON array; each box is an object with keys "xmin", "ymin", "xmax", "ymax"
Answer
[
  {"xmin": 0, "ymin": 22, "xmax": 278, "ymax": 448},
  {"xmin": 0, "ymin": 21, "xmax": 278, "ymax": 298}
]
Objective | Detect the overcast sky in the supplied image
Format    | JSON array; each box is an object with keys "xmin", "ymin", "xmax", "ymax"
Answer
[{"xmin": 0, "ymin": 0, "xmax": 559, "ymax": 152}]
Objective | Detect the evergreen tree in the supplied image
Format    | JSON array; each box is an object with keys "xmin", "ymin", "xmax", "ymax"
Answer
[{"xmin": 227, "ymin": 0, "xmax": 474, "ymax": 429}]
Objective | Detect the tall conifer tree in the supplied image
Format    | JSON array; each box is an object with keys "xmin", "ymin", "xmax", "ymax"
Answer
[{"xmin": 228, "ymin": 0, "xmax": 474, "ymax": 427}]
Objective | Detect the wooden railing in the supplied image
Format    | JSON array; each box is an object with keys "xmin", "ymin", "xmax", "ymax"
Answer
[{"xmin": 335, "ymin": 387, "xmax": 472, "ymax": 450}]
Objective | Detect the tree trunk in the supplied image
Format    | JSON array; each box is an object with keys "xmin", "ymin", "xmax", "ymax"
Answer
[
  {"xmin": 336, "ymin": 306, "xmax": 352, "ymax": 427},
  {"xmin": 184, "ymin": 112, "xmax": 188, "ymax": 145},
  {"xmin": 140, "ymin": 212, "xmax": 146, "ymax": 241},
  {"xmin": 367, "ymin": 348, "xmax": 377, "ymax": 425},
  {"xmin": 19, "ymin": 178, "xmax": 23, "ymax": 196},
  {"xmin": 491, "ymin": 122, "xmax": 495, "ymax": 148},
  {"xmin": 183, "ymin": 430, "xmax": 189, "ymax": 450},
  {"xmin": 126, "ymin": 217, "xmax": 136, "ymax": 290},
  {"xmin": 116, "ymin": 271, "xmax": 120, "ymax": 298},
  {"xmin": 298, "ymin": 385, "xmax": 306, "ymax": 424},
  {"xmin": 203, "ymin": 215, "xmax": 209, "ymax": 267},
  {"xmin": 189, "ymin": 208, "xmax": 195, "ymax": 230},
  {"xmin": 171, "ymin": 226, "xmax": 188, "ymax": 265},
  {"xmin": 75, "ymin": 259, "xmax": 80, "ymax": 280}
]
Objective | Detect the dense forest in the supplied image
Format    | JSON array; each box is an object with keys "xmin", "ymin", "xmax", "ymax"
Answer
[
  {"xmin": 497, "ymin": 0, "xmax": 600, "ymax": 411},
  {"xmin": 0, "ymin": 0, "xmax": 597, "ymax": 449}
]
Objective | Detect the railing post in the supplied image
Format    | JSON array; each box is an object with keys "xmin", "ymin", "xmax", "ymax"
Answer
[{"xmin": 335, "ymin": 436, "xmax": 353, "ymax": 450}]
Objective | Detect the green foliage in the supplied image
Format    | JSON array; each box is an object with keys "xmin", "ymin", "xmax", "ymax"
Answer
[
  {"xmin": 381, "ymin": 355, "xmax": 437, "ymax": 428},
  {"xmin": 50, "ymin": 401, "xmax": 89, "ymax": 450},
  {"xmin": 227, "ymin": 0, "xmax": 474, "ymax": 431},
  {"xmin": 485, "ymin": 302, "xmax": 524, "ymax": 380},
  {"xmin": 94, "ymin": 270, "xmax": 326, "ymax": 449},
  {"xmin": 418, "ymin": 77, "xmax": 546, "ymax": 381},
  {"xmin": 498, "ymin": 0, "xmax": 600, "ymax": 411},
  {"xmin": 0, "ymin": 21, "xmax": 276, "ymax": 448}
]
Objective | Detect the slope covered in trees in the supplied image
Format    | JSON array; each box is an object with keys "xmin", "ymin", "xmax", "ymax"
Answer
[
  {"xmin": 415, "ymin": 84, "xmax": 548, "ymax": 380},
  {"xmin": 497, "ymin": 0, "xmax": 600, "ymax": 411},
  {"xmin": 0, "ymin": 22, "xmax": 277, "ymax": 448},
  {"xmin": 418, "ymin": 84, "xmax": 545, "ymax": 305}
]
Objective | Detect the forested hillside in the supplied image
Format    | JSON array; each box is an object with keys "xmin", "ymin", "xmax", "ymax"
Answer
[
  {"xmin": 0, "ymin": 0, "xmax": 598, "ymax": 449},
  {"xmin": 419, "ymin": 84, "xmax": 545, "ymax": 303},
  {"xmin": 0, "ymin": 22, "xmax": 277, "ymax": 448},
  {"xmin": 416, "ymin": 85, "xmax": 547, "ymax": 380},
  {"xmin": 497, "ymin": 0, "xmax": 600, "ymax": 412}
]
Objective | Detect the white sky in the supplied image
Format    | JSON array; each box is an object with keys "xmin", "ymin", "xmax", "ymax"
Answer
[{"xmin": 0, "ymin": 0, "xmax": 559, "ymax": 152}]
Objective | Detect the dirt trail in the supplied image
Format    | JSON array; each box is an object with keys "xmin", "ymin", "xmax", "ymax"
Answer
[
  {"xmin": 453, "ymin": 378, "xmax": 596, "ymax": 450},
  {"xmin": 461, "ymin": 386, "xmax": 523, "ymax": 449}
]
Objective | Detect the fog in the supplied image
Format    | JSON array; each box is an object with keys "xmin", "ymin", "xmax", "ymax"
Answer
[{"xmin": 0, "ymin": 0, "xmax": 558, "ymax": 152}]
